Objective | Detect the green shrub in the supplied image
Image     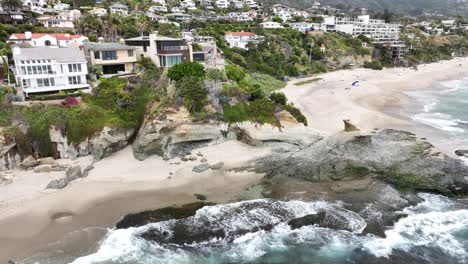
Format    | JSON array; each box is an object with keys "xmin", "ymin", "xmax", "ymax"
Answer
[
  {"xmin": 225, "ymin": 63, "xmax": 246, "ymax": 82},
  {"xmin": 269, "ymin": 92, "xmax": 287, "ymax": 105},
  {"xmin": 246, "ymin": 98, "xmax": 276, "ymax": 125},
  {"xmin": 283, "ymin": 103, "xmax": 308, "ymax": 126},
  {"xmin": 176, "ymin": 76, "xmax": 208, "ymax": 113},
  {"xmin": 223, "ymin": 103, "xmax": 249, "ymax": 123},
  {"xmin": 168, "ymin": 61, "xmax": 205, "ymax": 81}
]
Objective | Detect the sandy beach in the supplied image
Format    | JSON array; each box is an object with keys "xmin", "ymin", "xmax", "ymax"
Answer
[
  {"xmin": 282, "ymin": 57, "xmax": 468, "ymax": 154},
  {"xmin": 1, "ymin": 57, "xmax": 467, "ymax": 262},
  {"xmin": 0, "ymin": 141, "xmax": 271, "ymax": 263}
]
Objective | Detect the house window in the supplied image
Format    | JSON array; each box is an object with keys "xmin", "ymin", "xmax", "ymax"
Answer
[
  {"xmin": 160, "ymin": 55, "xmax": 182, "ymax": 67},
  {"xmin": 68, "ymin": 64, "xmax": 82, "ymax": 73},
  {"xmin": 128, "ymin": 50, "xmax": 134, "ymax": 56},
  {"xmin": 102, "ymin": 51, "xmax": 117, "ymax": 60},
  {"xmin": 37, "ymin": 78, "xmax": 55, "ymax": 87},
  {"xmin": 68, "ymin": 76, "xmax": 81, "ymax": 85},
  {"xmin": 94, "ymin": 51, "xmax": 100, "ymax": 59}
]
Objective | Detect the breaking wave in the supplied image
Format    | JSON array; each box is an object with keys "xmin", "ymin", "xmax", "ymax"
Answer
[{"xmin": 71, "ymin": 195, "xmax": 468, "ymax": 264}]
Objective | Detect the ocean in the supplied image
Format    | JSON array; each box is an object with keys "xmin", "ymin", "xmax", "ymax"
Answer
[
  {"xmin": 401, "ymin": 76, "xmax": 468, "ymax": 161},
  {"xmin": 21, "ymin": 194, "xmax": 468, "ymax": 264}
]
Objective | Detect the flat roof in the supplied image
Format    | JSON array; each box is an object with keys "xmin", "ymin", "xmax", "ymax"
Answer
[
  {"xmin": 14, "ymin": 47, "xmax": 86, "ymax": 62},
  {"xmin": 84, "ymin": 42, "xmax": 136, "ymax": 51}
]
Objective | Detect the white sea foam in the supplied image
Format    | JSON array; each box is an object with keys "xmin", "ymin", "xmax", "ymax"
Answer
[
  {"xmin": 412, "ymin": 112, "xmax": 465, "ymax": 133},
  {"xmin": 71, "ymin": 196, "xmax": 468, "ymax": 264},
  {"xmin": 364, "ymin": 209, "xmax": 468, "ymax": 261}
]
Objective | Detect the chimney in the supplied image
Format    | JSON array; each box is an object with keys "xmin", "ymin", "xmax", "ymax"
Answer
[
  {"xmin": 25, "ymin": 31, "xmax": 32, "ymax": 39},
  {"xmin": 98, "ymin": 37, "xmax": 104, "ymax": 43},
  {"xmin": 65, "ymin": 33, "xmax": 70, "ymax": 38}
]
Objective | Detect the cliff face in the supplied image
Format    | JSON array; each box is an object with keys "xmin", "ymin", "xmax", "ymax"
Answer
[
  {"xmin": 133, "ymin": 107, "xmax": 322, "ymax": 161},
  {"xmin": 0, "ymin": 126, "xmax": 135, "ymax": 171},
  {"xmin": 50, "ymin": 126, "xmax": 135, "ymax": 161}
]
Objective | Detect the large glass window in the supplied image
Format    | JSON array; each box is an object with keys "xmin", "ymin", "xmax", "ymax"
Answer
[
  {"xmin": 102, "ymin": 51, "xmax": 117, "ymax": 60},
  {"xmin": 94, "ymin": 51, "xmax": 100, "ymax": 59},
  {"xmin": 128, "ymin": 50, "xmax": 134, "ymax": 57},
  {"xmin": 160, "ymin": 55, "xmax": 182, "ymax": 67}
]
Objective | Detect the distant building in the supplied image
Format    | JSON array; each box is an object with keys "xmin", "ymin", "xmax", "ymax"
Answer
[
  {"xmin": 125, "ymin": 32, "xmax": 224, "ymax": 69},
  {"xmin": 37, "ymin": 15, "xmax": 75, "ymax": 29},
  {"xmin": 110, "ymin": 3, "xmax": 129, "ymax": 16},
  {"xmin": 148, "ymin": 5, "xmax": 168, "ymax": 13},
  {"xmin": 88, "ymin": 7, "xmax": 108, "ymax": 16},
  {"xmin": 323, "ymin": 15, "xmax": 401, "ymax": 44},
  {"xmin": 53, "ymin": 3, "xmax": 70, "ymax": 11},
  {"xmin": 224, "ymin": 31, "xmax": 264, "ymax": 49},
  {"xmin": 0, "ymin": 11, "xmax": 38, "ymax": 25},
  {"xmin": 260, "ymin": 21, "xmax": 283, "ymax": 29},
  {"xmin": 12, "ymin": 46, "xmax": 89, "ymax": 96},
  {"xmin": 83, "ymin": 43, "xmax": 138, "ymax": 76},
  {"xmin": 216, "ymin": 0, "xmax": 229, "ymax": 9},
  {"xmin": 8, "ymin": 32, "xmax": 88, "ymax": 47}
]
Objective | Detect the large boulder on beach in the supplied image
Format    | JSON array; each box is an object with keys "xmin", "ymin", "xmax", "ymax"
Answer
[
  {"xmin": 46, "ymin": 177, "xmax": 68, "ymax": 189},
  {"xmin": 20, "ymin": 156, "xmax": 39, "ymax": 169},
  {"xmin": 255, "ymin": 129, "xmax": 468, "ymax": 196},
  {"xmin": 455, "ymin": 149, "xmax": 468, "ymax": 157},
  {"xmin": 133, "ymin": 107, "xmax": 225, "ymax": 160},
  {"xmin": 193, "ymin": 163, "xmax": 211, "ymax": 173},
  {"xmin": 66, "ymin": 165, "xmax": 83, "ymax": 181}
]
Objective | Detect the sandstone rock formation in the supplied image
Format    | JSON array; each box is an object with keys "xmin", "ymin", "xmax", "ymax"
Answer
[
  {"xmin": 255, "ymin": 129, "xmax": 468, "ymax": 196},
  {"xmin": 133, "ymin": 107, "xmax": 225, "ymax": 160},
  {"xmin": 50, "ymin": 126, "xmax": 135, "ymax": 161}
]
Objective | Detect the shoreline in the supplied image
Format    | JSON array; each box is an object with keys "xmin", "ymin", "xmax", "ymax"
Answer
[
  {"xmin": 1, "ymin": 58, "xmax": 467, "ymax": 262},
  {"xmin": 282, "ymin": 57, "xmax": 468, "ymax": 155},
  {"xmin": 0, "ymin": 142, "xmax": 270, "ymax": 263}
]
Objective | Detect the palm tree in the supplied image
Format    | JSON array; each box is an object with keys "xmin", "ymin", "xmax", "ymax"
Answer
[
  {"xmin": 103, "ymin": 14, "xmax": 122, "ymax": 42},
  {"xmin": 136, "ymin": 15, "xmax": 149, "ymax": 36}
]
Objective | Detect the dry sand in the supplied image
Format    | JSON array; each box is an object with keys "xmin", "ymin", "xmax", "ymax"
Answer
[
  {"xmin": 0, "ymin": 141, "xmax": 271, "ymax": 263},
  {"xmin": 1, "ymin": 58, "xmax": 467, "ymax": 262},
  {"xmin": 282, "ymin": 57, "xmax": 468, "ymax": 154}
]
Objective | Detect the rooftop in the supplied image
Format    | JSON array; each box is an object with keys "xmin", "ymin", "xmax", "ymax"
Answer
[
  {"xmin": 226, "ymin": 31, "xmax": 257, "ymax": 37},
  {"xmin": 84, "ymin": 42, "xmax": 136, "ymax": 51},
  {"xmin": 14, "ymin": 47, "xmax": 86, "ymax": 62},
  {"xmin": 9, "ymin": 33, "xmax": 85, "ymax": 41},
  {"xmin": 125, "ymin": 35, "xmax": 183, "ymax": 41}
]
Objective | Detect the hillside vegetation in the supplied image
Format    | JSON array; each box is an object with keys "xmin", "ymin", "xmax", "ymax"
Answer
[{"xmin": 259, "ymin": 0, "xmax": 467, "ymax": 16}]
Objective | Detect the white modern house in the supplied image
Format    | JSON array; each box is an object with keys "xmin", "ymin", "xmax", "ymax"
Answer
[
  {"xmin": 216, "ymin": 0, "xmax": 229, "ymax": 9},
  {"xmin": 148, "ymin": 5, "xmax": 168, "ymax": 13},
  {"xmin": 53, "ymin": 3, "xmax": 70, "ymax": 11},
  {"xmin": 88, "ymin": 7, "xmax": 108, "ymax": 16},
  {"xmin": 225, "ymin": 31, "xmax": 264, "ymax": 50},
  {"xmin": 12, "ymin": 46, "xmax": 89, "ymax": 96},
  {"xmin": 323, "ymin": 15, "xmax": 401, "ymax": 44},
  {"xmin": 110, "ymin": 3, "xmax": 129, "ymax": 16},
  {"xmin": 8, "ymin": 32, "xmax": 88, "ymax": 47},
  {"xmin": 260, "ymin": 21, "xmax": 283, "ymax": 29}
]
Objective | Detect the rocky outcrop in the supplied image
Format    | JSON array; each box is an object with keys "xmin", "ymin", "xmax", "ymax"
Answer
[
  {"xmin": 0, "ymin": 129, "xmax": 21, "ymax": 171},
  {"xmin": 50, "ymin": 126, "xmax": 135, "ymax": 161},
  {"xmin": 455, "ymin": 149, "xmax": 468, "ymax": 157},
  {"xmin": 255, "ymin": 129, "xmax": 468, "ymax": 196},
  {"xmin": 133, "ymin": 107, "xmax": 225, "ymax": 160},
  {"xmin": 228, "ymin": 122, "xmax": 322, "ymax": 149},
  {"xmin": 343, "ymin": 119, "xmax": 360, "ymax": 132}
]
